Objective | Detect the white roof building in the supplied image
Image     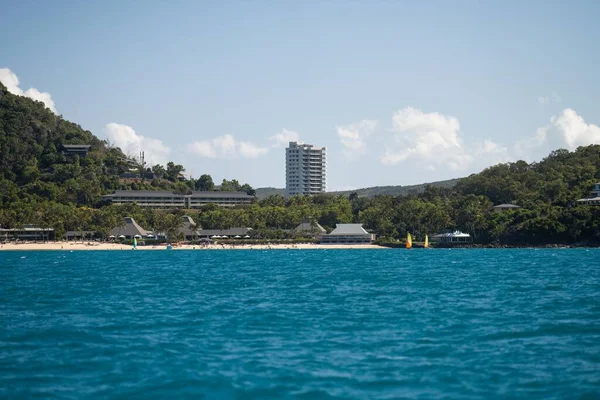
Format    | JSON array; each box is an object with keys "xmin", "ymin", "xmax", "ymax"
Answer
[
  {"xmin": 430, "ymin": 231, "xmax": 472, "ymax": 243},
  {"xmin": 319, "ymin": 223, "xmax": 374, "ymax": 244}
]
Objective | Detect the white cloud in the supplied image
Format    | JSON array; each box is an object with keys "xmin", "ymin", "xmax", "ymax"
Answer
[
  {"xmin": 238, "ymin": 140, "xmax": 269, "ymax": 158},
  {"xmin": 380, "ymin": 107, "xmax": 510, "ymax": 171},
  {"xmin": 381, "ymin": 107, "xmax": 471, "ymax": 170},
  {"xmin": 336, "ymin": 120, "xmax": 377, "ymax": 159},
  {"xmin": 538, "ymin": 91, "xmax": 562, "ymax": 105},
  {"xmin": 269, "ymin": 129, "xmax": 299, "ymax": 148},
  {"xmin": 105, "ymin": 123, "xmax": 170, "ymax": 166},
  {"xmin": 0, "ymin": 68, "xmax": 57, "ymax": 113},
  {"xmin": 188, "ymin": 134, "xmax": 268, "ymax": 159},
  {"xmin": 515, "ymin": 108, "xmax": 600, "ymax": 161},
  {"xmin": 552, "ymin": 108, "xmax": 600, "ymax": 149}
]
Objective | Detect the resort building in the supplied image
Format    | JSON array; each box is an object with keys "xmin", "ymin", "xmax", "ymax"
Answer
[
  {"xmin": 101, "ymin": 190, "xmax": 255, "ymax": 208},
  {"xmin": 109, "ymin": 217, "xmax": 153, "ymax": 240},
  {"xmin": 319, "ymin": 223, "xmax": 374, "ymax": 244},
  {"xmin": 492, "ymin": 204, "xmax": 522, "ymax": 213},
  {"xmin": 430, "ymin": 231, "xmax": 472, "ymax": 243},
  {"xmin": 285, "ymin": 141, "xmax": 326, "ymax": 198},
  {"xmin": 61, "ymin": 144, "xmax": 91, "ymax": 157},
  {"xmin": 0, "ymin": 225, "xmax": 54, "ymax": 241},
  {"xmin": 577, "ymin": 183, "xmax": 600, "ymax": 205}
]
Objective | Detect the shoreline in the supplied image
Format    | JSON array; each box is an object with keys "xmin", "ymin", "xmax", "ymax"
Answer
[{"xmin": 0, "ymin": 242, "xmax": 387, "ymax": 251}]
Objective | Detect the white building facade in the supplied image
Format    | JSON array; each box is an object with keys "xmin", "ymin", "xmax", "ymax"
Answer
[{"xmin": 285, "ymin": 141, "xmax": 326, "ymax": 198}]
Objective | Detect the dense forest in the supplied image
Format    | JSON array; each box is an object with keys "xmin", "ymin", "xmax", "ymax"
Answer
[{"xmin": 2, "ymin": 81, "xmax": 600, "ymax": 245}]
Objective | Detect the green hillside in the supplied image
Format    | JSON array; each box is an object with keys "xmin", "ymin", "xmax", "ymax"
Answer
[{"xmin": 256, "ymin": 179, "xmax": 461, "ymax": 199}]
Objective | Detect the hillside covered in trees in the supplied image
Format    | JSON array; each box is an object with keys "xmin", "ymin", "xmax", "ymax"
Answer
[
  {"xmin": 255, "ymin": 178, "xmax": 461, "ymax": 199},
  {"xmin": 1, "ymin": 80, "xmax": 600, "ymax": 245}
]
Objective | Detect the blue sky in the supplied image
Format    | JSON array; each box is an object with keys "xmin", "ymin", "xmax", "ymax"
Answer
[{"xmin": 2, "ymin": 0, "xmax": 600, "ymax": 190}]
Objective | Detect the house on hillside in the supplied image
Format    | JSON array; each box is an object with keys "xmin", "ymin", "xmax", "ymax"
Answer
[
  {"xmin": 492, "ymin": 203, "xmax": 522, "ymax": 213},
  {"xmin": 577, "ymin": 183, "xmax": 600, "ymax": 205},
  {"xmin": 61, "ymin": 144, "xmax": 91, "ymax": 157},
  {"xmin": 319, "ymin": 224, "xmax": 374, "ymax": 244},
  {"xmin": 109, "ymin": 217, "xmax": 152, "ymax": 239}
]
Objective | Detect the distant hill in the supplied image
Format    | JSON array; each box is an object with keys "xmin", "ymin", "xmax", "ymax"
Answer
[{"xmin": 255, "ymin": 178, "xmax": 462, "ymax": 199}]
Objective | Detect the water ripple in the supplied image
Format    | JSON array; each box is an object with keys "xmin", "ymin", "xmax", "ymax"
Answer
[{"xmin": 0, "ymin": 249, "xmax": 599, "ymax": 399}]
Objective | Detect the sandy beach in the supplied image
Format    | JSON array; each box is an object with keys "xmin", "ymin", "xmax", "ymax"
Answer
[{"xmin": 0, "ymin": 242, "xmax": 387, "ymax": 251}]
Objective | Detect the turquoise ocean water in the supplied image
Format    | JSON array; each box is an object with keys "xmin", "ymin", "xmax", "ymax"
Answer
[{"xmin": 1, "ymin": 249, "xmax": 599, "ymax": 399}]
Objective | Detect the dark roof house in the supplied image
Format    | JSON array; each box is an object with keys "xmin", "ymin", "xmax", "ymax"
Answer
[
  {"xmin": 492, "ymin": 204, "xmax": 522, "ymax": 212},
  {"xmin": 109, "ymin": 217, "xmax": 151, "ymax": 239},
  {"xmin": 61, "ymin": 144, "xmax": 91, "ymax": 157},
  {"xmin": 294, "ymin": 221, "xmax": 326, "ymax": 235},
  {"xmin": 177, "ymin": 215, "xmax": 201, "ymax": 239}
]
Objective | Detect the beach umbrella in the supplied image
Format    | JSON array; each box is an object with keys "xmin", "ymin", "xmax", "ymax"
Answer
[
  {"xmin": 118, "ymin": 235, "xmax": 125, "ymax": 239},
  {"xmin": 234, "ymin": 235, "xmax": 241, "ymax": 239},
  {"xmin": 109, "ymin": 235, "xmax": 115, "ymax": 239},
  {"xmin": 211, "ymin": 235, "xmax": 219, "ymax": 239},
  {"xmin": 134, "ymin": 234, "xmax": 142, "ymax": 238},
  {"xmin": 221, "ymin": 235, "xmax": 228, "ymax": 239},
  {"xmin": 146, "ymin": 234, "xmax": 154, "ymax": 238},
  {"xmin": 244, "ymin": 235, "xmax": 250, "ymax": 238}
]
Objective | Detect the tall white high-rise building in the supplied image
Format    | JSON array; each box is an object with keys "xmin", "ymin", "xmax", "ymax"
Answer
[{"xmin": 285, "ymin": 141, "xmax": 326, "ymax": 197}]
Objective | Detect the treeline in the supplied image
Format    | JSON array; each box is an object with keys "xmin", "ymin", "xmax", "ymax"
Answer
[{"xmin": 2, "ymin": 81, "xmax": 600, "ymax": 245}]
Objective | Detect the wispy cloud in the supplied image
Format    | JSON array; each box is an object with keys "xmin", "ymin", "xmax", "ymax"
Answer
[
  {"xmin": 105, "ymin": 123, "xmax": 171, "ymax": 166},
  {"xmin": 0, "ymin": 67, "xmax": 57, "ymax": 113},
  {"xmin": 189, "ymin": 134, "xmax": 268, "ymax": 159},
  {"xmin": 538, "ymin": 91, "xmax": 562, "ymax": 105},
  {"xmin": 337, "ymin": 119, "xmax": 377, "ymax": 159},
  {"xmin": 269, "ymin": 129, "xmax": 299, "ymax": 148}
]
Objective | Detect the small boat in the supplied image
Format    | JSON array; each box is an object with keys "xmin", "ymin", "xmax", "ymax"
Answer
[
  {"xmin": 406, "ymin": 232, "xmax": 412, "ymax": 249},
  {"xmin": 424, "ymin": 234, "xmax": 429, "ymax": 249}
]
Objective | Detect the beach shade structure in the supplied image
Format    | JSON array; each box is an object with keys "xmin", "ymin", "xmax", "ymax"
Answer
[
  {"xmin": 146, "ymin": 234, "xmax": 154, "ymax": 238},
  {"xmin": 109, "ymin": 235, "xmax": 115, "ymax": 239},
  {"xmin": 234, "ymin": 235, "xmax": 241, "ymax": 239},
  {"xmin": 118, "ymin": 235, "xmax": 126, "ymax": 239},
  {"xmin": 244, "ymin": 235, "xmax": 250, "ymax": 238},
  {"xmin": 221, "ymin": 235, "xmax": 229, "ymax": 239},
  {"xmin": 134, "ymin": 234, "xmax": 142, "ymax": 239},
  {"xmin": 211, "ymin": 235, "xmax": 220, "ymax": 239}
]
